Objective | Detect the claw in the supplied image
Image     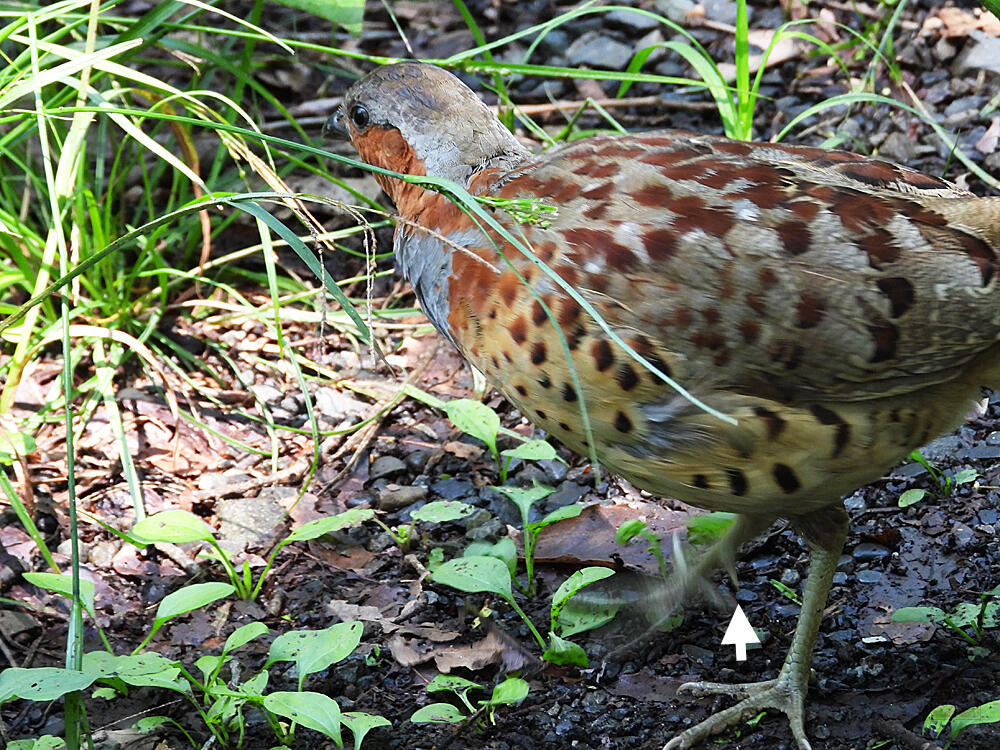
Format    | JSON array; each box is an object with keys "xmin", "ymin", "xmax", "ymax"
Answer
[{"xmin": 664, "ymin": 676, "xmax": 812, "ymax": 750}]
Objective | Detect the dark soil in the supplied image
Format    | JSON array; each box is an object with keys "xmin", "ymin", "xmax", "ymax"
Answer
[{"xmin": 3, "ymin": 2, "xmax": 1000, "ymax": 750}]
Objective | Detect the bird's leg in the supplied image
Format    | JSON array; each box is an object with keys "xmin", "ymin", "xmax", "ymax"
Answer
[
  {"xmin": 605, "ymin": 513, "xmax": 775, "ymax": 666},
  {"xmin": 664, "ymin": 504, "xmax": 849, "ymax": 750}
]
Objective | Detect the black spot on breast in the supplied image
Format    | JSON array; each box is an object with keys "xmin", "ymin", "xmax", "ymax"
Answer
[
  {"xmin": 515, "ymin": 384, "xmax": 527, "ymax": 397},
  {"xmin": 616, "ymin": 364, "xmax": 639, "ymax": 391},
  {"xmin": 562, "ymin": 383, "xmax": 578, "ymax": 402},
  {"xmin": 692, "ymin": 474, "xmax": 710, "ymax": 489},
  {"xmin": 614, "ymin": 411, "xmax": 633, "ymax": 433},
  {"xmin": 773, "ymin": 463, "xmax": 801, "ymax": 494},
  {"xmin": 727, "ymin": 468, "xmax": 749, "ymax": 497},
  {"xmin": 531, "ymin": 342, "xmax": 548, "ymax": 365},
  {"xmin": 753, "ymin": 406, "xmax": 785, "ymax": 440},
  {"xmin": 538, "ymin": 373, "xmax": 552, "ymax": 389}
]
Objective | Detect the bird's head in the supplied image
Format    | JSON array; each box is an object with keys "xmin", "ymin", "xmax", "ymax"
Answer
[{"xmin": 325, "ymin": 62, "xmax": 528, "ymax": 202}]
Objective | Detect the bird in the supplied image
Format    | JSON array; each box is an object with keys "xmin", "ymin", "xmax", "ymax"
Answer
[{"xmin": 324, "ymin": 61, "xmax": 1000, "ymax": 749}]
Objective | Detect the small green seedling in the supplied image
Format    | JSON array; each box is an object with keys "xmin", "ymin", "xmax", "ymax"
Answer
[
  {"xmin": 543, "ymin": 566, "xmax": 617, "ymax": 667},
  {"xmin": 464, "ymin": 536, "xmax": 518, "ymax": 578},
  {"xmin": 616, "ymin": 519, "xmax": 668, "ymax": 578},
  {"xmin": 893, "ymin": 586, "xmax": 999, "ymax": 649},
  {"xmin": 686, "ymin": 512, "xmax": 737, "ymax": 547},
  {"xmin": 493, "ymin": 483, "xmax": 581, "ymax": 596},
  {"xmin": 128, "ymin": 507, "xmax": 373, "ymax": 600},
  {"xmin": 924, "ymin": 700, "xmax": 1000, "ymax": 747},
  {"xmin": 410, "ymin": 674, "xmax": 529, "ymax": 726},
  {"xmin": 373, "ymin": 499, "xmax": 475, "ymax": 553},
  {"xmin": 443, "ymin": 398, "xmax": 562, "ymax": 481},
  {"xmin": 904, "ymin": 450, "xmax": 980, "ymax": 501},
  {"xmin": 769, "ymin": 579, "xmax": 803, "ymax": 607},
  {"xmin": 431, "ymin": 555, "xmax": 545, "ymax": 649}
]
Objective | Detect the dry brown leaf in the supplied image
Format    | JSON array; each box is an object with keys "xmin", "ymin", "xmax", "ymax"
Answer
[
  {"xmin": 924, "ymin": 7, "xmax": 1000, "ymax": 37},
  {"xmin": 975, "ymin": 116, "xmax": 1000, "ymax": 154}
]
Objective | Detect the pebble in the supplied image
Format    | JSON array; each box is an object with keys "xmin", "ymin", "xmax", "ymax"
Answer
[
  {"xmin": 682, "ymin": 644, "xmax": 715, "ymax": 664},
  {"xmin": 249, "ymin": 383, "xmax": 283, "ymax": 404},
  {"xmin": 314, "ymin": 386, "xmax": 367, "ymax": 420},
  {"xmin": 543, "ymin": 482, "xmax": 588, "ymax": 510},
  {"xmin": 780, "ymin": 568, "xmax": 801, "ymax": 587},
  {"xmin": 431, "ymin": 476, "xmax": 475, "ymax": 500},
  {"xmin": 856, "ymin": 569, "xmax": 883, "ymax": 584},
  {"xmin": 566, "ymin": 32, "xmax": 634, "ymax": 70},
  {"xmin": 852, "ymin": 542, "xmax": 890, "ymax": 562},
  {"xmin": 377, "ymin": 484, "xmax": 427, "ymax": 510},
  {"xmin": 369, "ymin": 455, "xmax": 407, "ymax": 480},
  {"xmin": 606, "ymin": 8, "xmax": 661, "ymax": 33},
  {"xmin": 654, "ymin": 0, "xmax": 696, "ymax": 25},
  {"xmin": 953, "ymin": 31, "xmax": 1000, "ymax": 75},
  {"xmin": 736, "ymin": 589, "xmax": 758, "ymax": 603},
  {"xmin": 878, "ymin": 132, "xmax": 919, "ymax": 163}
]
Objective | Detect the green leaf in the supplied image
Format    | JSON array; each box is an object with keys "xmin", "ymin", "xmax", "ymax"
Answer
[
  {"xmin": 134, "ymin": 716, "xmax": 171, "ymax": 734},
  {"xmin": 268, "ymin": 0, "xmax": 364, "ymax": 35},
  {"xmin": 263, "ymin": 691, "xmax": 342, "ymax": 745},
  {"xmin": 154, "ymin": 582, "xmax": 234, "ymax": 625},
  {"xmin": 494, "ymin": 483, "xmax": 554, "ymax": 526},
  {"xmin": 464, "ymin": 537, "xmax": 517, "ymax": 578},
  {"xmin": 410, "ymin": 500, "xmax": 475, "ymax": 524},
  {"xmin": 444, "ymin": 399, "xmax": 500, "ymax": 459},
  {"xmin": 195, "ymin": 654, "xmax": 224, "ymax": 683},
  {"xmin": 924, "ymin": 704, "xmax": 956, "ymax": 737},
  {"xmin": 0, "ymin": 431, "xmax": 35, "ymax": 464},
  {"xmin": 132, "ymin": 509, "xmax": 215, "ymax": 544},
  {"xmin": 265, "ymin": 622, "xmax": 364, "ymax": 682},
  {"xmin": 84, "ymin": 652, "xmax": 184, "ymax": 691},
  {"xmin": 550, "ymin": 567, "xmax": 615, "ymax": 631},
  {"xmin": 953, "ymin": 468, "xmax": 979, "ymax": 486},
  {"xmin": 9, "ymin": 737, "xmax": 65, "ymax": 750},
  {"xmin": 536, "ymin": 503, "xmax": 582, "ymax": 528},
  {"xmin": 615, "ymin": 518, "xmax": 648, "ymax": 545},
  {"xmin": 687, "ymin": 512, "xmax": 736, "ymax": 546},
  {"xmin": 342, "ymin": 711, "xmax": 391, "ymax": 750},
  {"xmin": 0, "ymin": 668, "xmax": 98, "ymax": 703},
  {"xmin": 284, "ymin": 508, "xmax": 374, "ymax": 543},
  {"xmin": 892, "ymin": 606, "xmax": 947, "ymax": 624},
  {"xmin": 898, "ymin": 488, "xmax": 928, "ymax": 507},
  {"xmin": 951, "ymin": 699, "xmax": 1000, "ymax": 737},
  {"xmin": 542, "ymin": 632, "xmax": 589, "ymax": 667},
  {"xmin": 556, "ymin": 599, "xmax": 620, "ymax": 638},
  {"xmin": 410, "ymin": 702, "xmax": 465, "ymax": 723},
  {"xmin": 430, "ymin": 556, "xmax": 513, "ymax": 600},
  {"xmin": 483, "ymin": 676, "xmax": 529, "ymax": 706},
  {"xmin": 426, "ymin": 674, "xmax": 483, "ymax": 695},
  {"xmin": 501, "ymin": 440, "xmax": 557, "ymax": 462},
  {"xmin": 23, "ymin": 572, "xmax": 97, "ymax": 620},
  {"xmin": 224, "ymin": 621, "xmax": 269, "ymax": 653}
]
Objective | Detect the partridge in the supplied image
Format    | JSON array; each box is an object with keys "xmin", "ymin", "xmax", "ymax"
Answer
[{"xmin": 325, "ymin": 62, "xmax": 1000, "ymax": 749}]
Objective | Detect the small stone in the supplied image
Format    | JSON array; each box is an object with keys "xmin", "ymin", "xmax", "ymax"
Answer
[
  {"xmin": 857, "ymin": 569, "xmax": 883, "ymax": 584},
  {"xmin": 852, "ymin": 542, "xmax": 890, "ymax": 562},
  {"xmin": 369, "ymin": 455, "xmax": 407, "ymax": 480},
  {"xmin": 877, "ymin": 132, "xmax": 919, "ymax": 164},
  {"xmin": 736, "ymin": 589, "xmax": 758, "ymax": 603},
  {"xmin": 654, "ymin": 0, "xmax": 696, "ymax": 25},
  {"xmin": 249, "ymin": 383, "xmax": 283, "ymax": 404},
  {"xmin": 681, "ymin": 644, "xmax": 714, "ymax": 664},
  {"xmin": 700, "ymin": 0, "xmax": 738, "ymax": 25},
  {"xmin": 315, "ymin": 387, "xmax": 367, "ymax": 420},
  {"xmin": 606, "ymin": 8, "xmax": 660, "ymax": 33},
  {"xmin": 566, "ymin": 32, "xmax": 633, "ymax": 71},
  {"xmin": 377, "ymin": 484, "xmax": 427, "ymax": 510},
  {"xmin": 780, "ymin": 568, "xmax": 801, "ymax": 587},
  {"xmin": 953, "ymin": 31, "xmax": 1000, "ymax": 76}
]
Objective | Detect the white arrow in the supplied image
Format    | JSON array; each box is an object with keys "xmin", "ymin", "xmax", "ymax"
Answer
[{"xmin": 722, "ymin": 604, "xmax": 760, "ymax": 661}]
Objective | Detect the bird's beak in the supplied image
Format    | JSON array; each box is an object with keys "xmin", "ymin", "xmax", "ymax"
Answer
[{"xmin": 323, "ymin": 109, "xmax": 349, "ymax": 140}]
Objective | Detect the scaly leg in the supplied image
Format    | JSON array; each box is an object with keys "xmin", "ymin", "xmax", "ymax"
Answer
[{"xmin": 664, "ymin": 504, "xmax": 849, "ymax": 750}]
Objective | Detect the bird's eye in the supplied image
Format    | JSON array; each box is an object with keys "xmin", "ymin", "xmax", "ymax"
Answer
[{"xmin": 350, "ymin": 105, "xmax": 370, "ymax": 129}]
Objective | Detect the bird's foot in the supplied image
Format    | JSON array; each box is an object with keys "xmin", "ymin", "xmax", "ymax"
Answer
[{"xmin": 664, "ymin": 673, "xmax": 811, "ymax": 750}]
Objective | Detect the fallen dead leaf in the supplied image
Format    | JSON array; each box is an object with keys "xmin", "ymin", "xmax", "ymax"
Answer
[{"xmin": 975, "ymin": 116, "xmax": 1000, "ymax": 154}]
